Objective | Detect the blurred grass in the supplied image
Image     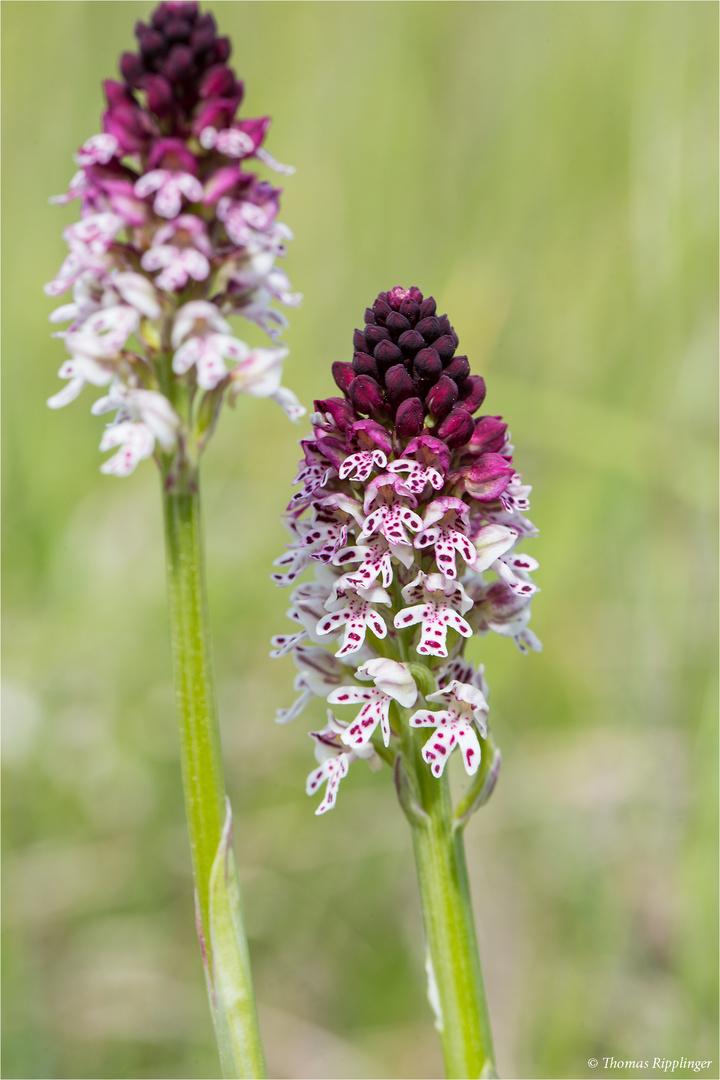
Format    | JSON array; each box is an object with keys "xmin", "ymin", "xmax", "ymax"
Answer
[{"xmin": 2, "ymin": 2, "xmax": 717, "ymax": 1078}]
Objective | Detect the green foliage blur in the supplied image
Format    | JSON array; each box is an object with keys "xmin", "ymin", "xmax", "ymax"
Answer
[{"xmin": 2, "ymin": 3, "xmax": 717, "ymax": 1078}]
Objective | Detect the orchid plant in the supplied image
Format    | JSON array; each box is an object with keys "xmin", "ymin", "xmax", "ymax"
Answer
[
  {"xmin": 44, "ymin": 3, "xmax": 304, "ymax": 1075},
  {"xmin": 272, "ymin": 285, "xmax": 540, "ymax": 1079}
]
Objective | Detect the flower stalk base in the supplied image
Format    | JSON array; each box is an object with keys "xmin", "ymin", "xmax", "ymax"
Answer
[
  {"xmin": 403, "ymin": 730, "xmax": 497, "ymax": 1079},
  {"xmin": 162, "ymin": 476, "xmax": 266, "ymax": 1079}
]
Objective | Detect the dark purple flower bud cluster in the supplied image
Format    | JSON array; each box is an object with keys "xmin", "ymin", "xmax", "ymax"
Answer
[
  {"xmin": 332, "ymin": 286, "xmax": 486, "ymax": 448},
  {"xmin": 46, "ymin": 2, "xmax": 302, "ymax": 477},
  {"xmin": 272, "ymin": 287, "xmax": 541, "ymax": 814},
  {"xmin": 112, "ymin": 2, "xmax": 239, "ymax": 143}
]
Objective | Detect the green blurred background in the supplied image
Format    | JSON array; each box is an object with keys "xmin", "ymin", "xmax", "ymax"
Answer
[{"xmin": 2, "ymin": 2, "xmax": 717, "ymax": 1078}]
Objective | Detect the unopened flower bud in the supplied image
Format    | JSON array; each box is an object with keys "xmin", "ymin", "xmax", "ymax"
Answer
[
  {"xmin": 426, "ymin": 375, "xmax": 459, "ymax": 420},
  {"xmin": 436, "ymin": 406, "xmax": 475, "ymax": 448},
  {"xmin": 349, "ymin": 375, "xmax": 384, "ymax": 416},
  {"xmin": 469, "ymin": 415, "xmax": 508, "ymax": 454},
  {"xmin": 332, "ymin": 361, "xmax": 355, "ymax": 395},
  {"xmin": 395, "ymin": 396, "xmax": 425, "ymax": 438},
  {"xmin": 463, "ymin": 453, "xmax": 515, "ymax": 501},
  {"xmin": 457, "ymin": 375, "xmax": 487, "ymax": 413},
  {"xmin": 385, "ymin": 364, "xmax": 415, "ymax": 409}
]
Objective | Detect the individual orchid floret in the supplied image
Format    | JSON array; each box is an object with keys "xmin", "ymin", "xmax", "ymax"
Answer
[
  {"xmin": 306, "ymin": 712, "xmax": 378, "ymax": 815},
  {"xmin": 395, "ymin": 572, "xmax": 474, "ymax": 657},
  {"xmin": 317, "ymin": 584, "xmax": 391, "ymax": 658},
  {"xmin": 414, "ymin": 497, "xmax": 477, "ymax": 580},
  {"xmin": 409, "ymin": 680, "xmax": 488, "ymax": 777},
  {"xmin": 271, "ymin": 286, "xmax": 539, "ymax": 813},
  {"xmin": 45, "ymin": 2, "xmax": 302, "ymax": 479},
  {"xmin": 92, "ymin": 383, "xmax": 181, "ymax": 476},
  {"xmin": 329, "ymin": 659, "xmax": 417, "ymax": 749}
]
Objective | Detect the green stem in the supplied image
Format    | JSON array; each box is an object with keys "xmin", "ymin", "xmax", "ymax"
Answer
[
  {"xmin": 162, "ymin": 471, "xmax": 266, "ymax": 1079},
  {"xmin": 403, "ymin": 727, "xmax": 497, "ymax": 1079}
]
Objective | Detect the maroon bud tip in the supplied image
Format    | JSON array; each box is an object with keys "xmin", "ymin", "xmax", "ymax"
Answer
[
  {"xmin": 365, "ymin": 324, "xmax": 391, "ymax": 349},
  {"xmin": 373, "ymin": 338, "xmax": 403, "ymax": 369},
  {"xmin": 437, "ymin": 407, "xmax": 475, "ymax": 449},
  {"xmin": 444, "ymin": 355, "xmax": 470, "ymax": 383},
  {"xmin": 213, "ymin": 37, "xmax": 231, "ymax": 64},
  {"xmin": 352, "ymin": 328, "xmax": 370, "ymax": 354},
  {"xmin": 385, "ymin": 311, "xmax": 411, "ymax": 336},
  {"xmin": 373, "ymin": 298, "xmax": 390, "ymax": 320},
  {"xmin": 398, "ymin": 297, "xmax": 419, "ymax": 323},
  {"xmin": 398, "ymin": 329, "xmax": 424, "ymax": 358},
  {"xmin": 426, "ymin": 375, "xmax": 459, "ymax": 420},
  {"xmin": 363, "ymin": 308, "xmax": 377, "ymax": 325},
  {"xmin": 395, "ymin": 397, "xmax": 425, "ymax": 439},
  {"xmin": 352, "ymin": 352, "xmax": 379, "ymax": 379},
  {"xmin": 469, "ymin": 415, "xmax": 508, "ymax": 454},
  {"xmin": 413, "ymin": 348, "xmax": 442, "ymax": 382},
  {"xmin": 332, "ymin": 362, "xmax": 355, "ymax": 395},
  {"xmin": 433, "ymin": 334, "xmax": 456, "ymax": 363},
  {"xmin": 120, "ymin": 52, "xmax": 146, "ymax": 86},
  {"xmin": 349, "ymin": 375, "xmax": 384, "ymax": 416},
  {"xmin": 419, "ymin": 296, "xmax": 437, "ymax": 319},
  {"xmin": 385, "ymin": 364, "xmax": 415, "ymax": 409},
  {"xmin": 457, "ymin": 375, "xmax": 487, "ymax": 414},
  {"xmin": 464, "ymin": 452, "xmax": 515, "ymax": 500},
  {"xmin": 416, "ymin": 316, "xmax": 442, "ymax": 342}
]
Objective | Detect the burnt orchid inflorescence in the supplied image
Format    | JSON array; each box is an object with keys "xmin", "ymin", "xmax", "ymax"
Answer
[
  {"xmin": 46, "ymin": 0, "xmax": 301, "ymax": 479},
  {"xmin": 272, "ymin": 285, "xmax": 541, "ymax": 815}
]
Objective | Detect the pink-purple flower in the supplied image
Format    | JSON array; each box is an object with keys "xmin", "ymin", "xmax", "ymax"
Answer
[
  {"xmin": 45, "ymin": 2, "xmax": 302, "ymax": 478},
  {"xmin": 271, "ymin": 286, "xmax": 541, "ymax": 813}
]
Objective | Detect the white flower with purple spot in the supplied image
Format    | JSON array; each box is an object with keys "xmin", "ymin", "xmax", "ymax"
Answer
[
  {"xmin": 394, "ymin": 572, "xmax": 474, "ymax": 657},
  {"xmin": 414, "ymin": 497, "xmax": 477, "ymax": 579},
  {"xmin": 134, "ymin": 169, "xmax": 204, "ymax": 219},
  {"xmin": 409, "ymin": 680, "xmax": 489, "ymax": 777},
  {"xmin": 316, "ymin": 584, "xmax": 391, "ymax": 658},
  {"xmin": 329, "ymin": 658, "xmax": 417, "ymax": 749}
]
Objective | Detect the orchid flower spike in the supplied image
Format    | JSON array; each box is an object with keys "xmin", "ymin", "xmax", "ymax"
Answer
[
  {"xmin": 271, "ymin": 286, "xmax": 541, "ymax": 815},
  {"xmin": 45, "ymin": 1, "xmax": 303, "ymax": 480}
]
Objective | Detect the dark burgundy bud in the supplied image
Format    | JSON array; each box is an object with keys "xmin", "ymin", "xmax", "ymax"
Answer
[
  {"xmin": 450, "ymin": 329, "xmax": 459, "ymax": 348},
  {"xmin": 332, "ymin": 362, "xmax": 355, "ymax": 395},
  {"xmin": 457, "ymin": 375, "xmax": 487, "ymax": 413},
  {"xmin": 433, "ymin": 334, "xmax": 456, "ymax": 363},
  {"xmin": 419, "ymin": 296, "xmax": 437, "ymax": 319},
  {"xmin": 413, "ymin": 348, "xmax": 442, "ymax": 382},
  {"xmin": 426, "ymin": 375, "xmax": 459, "ymax": 420},
  {"xmin": 416, "ymin": 316, "xmax": 442, "ymax": 342},
  {"xmin": 196, "ymin": 12, "xmax": 217, "ymax": 34},
  {"xmin": 469, "ymin": 415, "xmax": 508, "ymax": 454},
  {"xmin": 191, "ymin": 23, "xmax": 217, "ymax": 56},
  {"xmin": 165, "ymin": 17, "xmax": 191, "ymax": 43},
  {"xmin": 373, "ymin": 339, "xmax": 403, "ymax": 368},
  {"xmin": 437, "ymin": 314, "xmax": 451, "ymax": 336},
  {"xmin": 364, "ymin": 324, "xmax": 391, "ymax": 349},
  {"xmin": 395, "ymin": 397, "xmax": 425, "ymax": 438},
  {"xmin": 139, "ymin": 29, "xmax": 166, "ymax": 59},
  {"xmin": 398, "ymin": 329, "xmax": 424, "ymax": 358},
  {"xmin": 151, "ymin": 4, "xmax": 170, "ymax": 29},
  {"xmin": 399, "ymin": 298, "xmax": 419, "ymax": 323},
  {"xmin": 385, "ymin": 364, "xmax": 415, "ymax": 409},
  {"xmin": 437, "ymin": 407, "xmax": 475, "ymax": 449},
  {"xmin": 444, "ymin": 355, "xmax": 470, "ymax": 383},
  {"xmin": 349, "ymin": 375, "xmax": 384, "ymax": 416},
  {"xmin": 200, "ymin": 64, "xmax": 236, "ymax": 98},
  {"xmin": 144, "ymin": 74, "xmax": 174, "ymax": 118},
  {"xmin": 373, "ymin": 299, "xmax": 390, "ymax": 321},
  {"xmin": 364, "ymin": 308, "xmax": 377, "ymax": 325},
  {"xmin": 212, "ymin": 37, "xmax": 231, "ymax": 64},
  {"xmin": 104, "ymin": 80, "xmax": 134, "ymax": 108},
  {"xmin": 463, "ymin": 452, "xmax": 515, "ymax": 501},
  {"xmin": 120, "ymin": 52, "xmax": 146, "ymax": 87},
  {"xmin": 353, "ymin": 328, "xmax": 370, "ymax": 354},
  {"xmin": 315, "ymin": 397, "xmax": 355, "ymax": 431},
  {"xmin": 352, "ymin": 352, "xmax": 379, "ymax": 379},
  {"xmin": 385, "ymin": 311, "xmax": 411, "ymax": 336},
  {"xmin": 162, "ymin": 44, "xmax": 194, "ymax": 83}
]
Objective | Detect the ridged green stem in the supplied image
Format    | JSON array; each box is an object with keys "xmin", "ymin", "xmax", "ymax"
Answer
[
  {"xmin": 161, "ymin": 472, "xmax": 266, "ymax": 1079},
  {"xmin": 402, "ymin": 722, "xmax": 497, "ymax": 1079}
]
